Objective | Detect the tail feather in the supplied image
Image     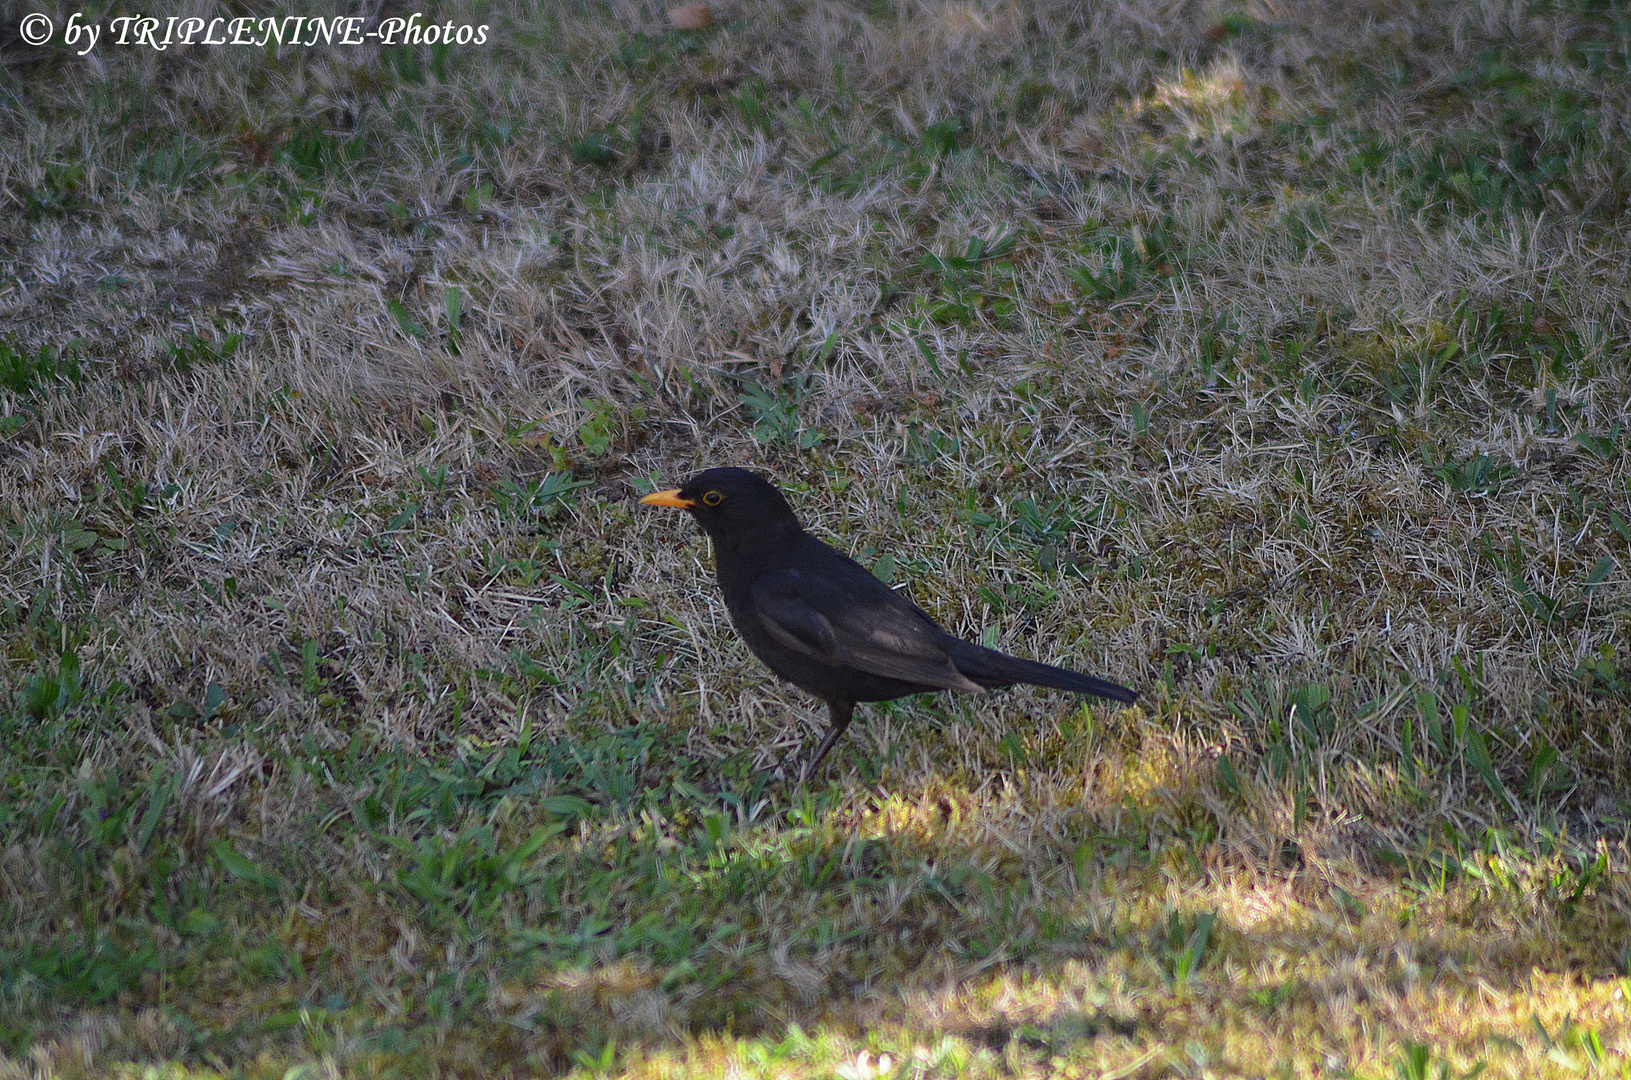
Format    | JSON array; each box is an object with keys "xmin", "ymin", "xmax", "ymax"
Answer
[{"xmin": 947, "ymin": 639, "xmax": 1138, "ymax": 703}]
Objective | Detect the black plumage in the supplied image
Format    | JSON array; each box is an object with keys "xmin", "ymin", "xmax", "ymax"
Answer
[{"xmin": 641, "ymin": 468, "xmax": 1137, "ymax": 774}]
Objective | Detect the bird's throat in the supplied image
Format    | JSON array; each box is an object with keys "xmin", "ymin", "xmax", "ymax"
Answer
[{"xmin": 709, "ymin": 521, "xmax": 803, "ymax": 566}]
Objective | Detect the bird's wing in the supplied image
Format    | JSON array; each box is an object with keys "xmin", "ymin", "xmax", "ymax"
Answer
[{"xmin": 753, "ymin": 568, "xmax": 984, "ymax": 693}]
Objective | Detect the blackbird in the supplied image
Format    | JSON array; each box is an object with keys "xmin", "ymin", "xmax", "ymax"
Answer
[{"xmin": 641, "ymin": 468, "xmax": 1138, "ymax": 774}]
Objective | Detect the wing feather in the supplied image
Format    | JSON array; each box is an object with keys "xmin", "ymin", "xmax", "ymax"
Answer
[{"xmin": 753, "ymin": 569, "xmax": 983, "ymax": 692}]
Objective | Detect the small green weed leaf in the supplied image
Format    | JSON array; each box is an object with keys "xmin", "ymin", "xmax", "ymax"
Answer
[
  {"xmin": 740, "ymin": 381, "xmax": 820, "ymax": 448},
  {"xmin": 920, "ymin": 119, "xmax": 961, "ymax": 155},
  {"xmin": 1072, "ymin": 839, "xmax": 1094, "ymax": 890},
  {"xmin": 211, "ymin": 841, "xmax": 284, "ymax": 894},
  {"xmin": 1432, "ymin": 453, "xmax": 1510, "ymax": 495},
  {"xmin": 816, "ymin": 329, "xmax": 840, "ymax": 362},
  {"xmin": 444, "ymin": 286, "xmax": 464, "ymax": 353},
  {"xmin": 571, "ymin": 133, "xmax": 616, "ymax": 166},
  {"xmin": 1526, "ymin": 742, "xmax": 1561, "ymax": 797},
  {"xmin": 1571, "ymin": 425, "xmax": 1620, "ymax": 461},
  {"xmin": 541, "ymin": 795, "xmax": 592, "ymax": 819},
  {"xmin": 301, "ymin": 639, "xmax": 326, "ymax": 693},
  {"xmin": 490, "ymin": 472, "xmax": 591, "ymax": 519},
  {"xmin": 1581, "ymin": 556, "xmax": 1613, "ymax": 595},
  {"xmin": 386, "ymin": 299, "xmax": 428, "ymax": 340},
  {"xmin": 180, "ymin": 909, "xmax": 221, "ymax": 937},
  {"xmin": 506, "ymin": 823, "xmax": 565, "ymax": 866},
  {"xmin": 1463, "ymin": 726, "xmax": 1514, "ymax": 812},
  {"xmin": 134, "ymin": 770, "xmax": 180, "ymax": 853},
  {"xmin": 571, "ymin": 1038, "xmax": 618, "ymax": 1075},
  {"xmin": 578, "ymin": 400, "xmax": 617, "ymax": 456},
  {"xmin": 1, "ymin": 336, "xmax": 86, "ymax": 396},
  {"xmin": 1163, "ymin": 909, "xmax": 1217, "ymax": 988}
]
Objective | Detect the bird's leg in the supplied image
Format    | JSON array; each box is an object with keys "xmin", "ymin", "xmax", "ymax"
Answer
[{"xmin": 801, "ymin": 700, "xmax": 855, "ymax": 781}]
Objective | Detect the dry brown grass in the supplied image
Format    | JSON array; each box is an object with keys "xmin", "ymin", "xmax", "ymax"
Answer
[{"xmin": 2, "ymin": 0, "xmax": 1630, "ymax": 1076}]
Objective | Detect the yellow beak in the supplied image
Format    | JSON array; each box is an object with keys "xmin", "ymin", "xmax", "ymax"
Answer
[{"xmin": 640, "ymin": 489, "xmax": 695, "ymax": 508}]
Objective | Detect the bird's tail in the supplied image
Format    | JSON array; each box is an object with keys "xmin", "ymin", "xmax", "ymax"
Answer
[{"xmin": 947, "ymin": 640, "xmax": 1138, "ymax": 703}]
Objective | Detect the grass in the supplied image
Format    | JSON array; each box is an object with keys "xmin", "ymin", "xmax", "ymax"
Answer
[{"xmin": 2, "ymin": 0, "xmax": 1630, "ymax": 1076}]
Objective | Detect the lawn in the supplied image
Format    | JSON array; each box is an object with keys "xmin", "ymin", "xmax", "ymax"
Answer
[{"xmin": 2, "ymin": 0, "xmax": 1630, "ymax": 1076}]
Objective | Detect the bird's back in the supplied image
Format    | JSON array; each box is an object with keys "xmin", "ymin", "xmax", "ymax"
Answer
[
  {"xmin": 707, "ymin": 506, "xmax": 1136, "ymax": 707},
  {"xmin": 713, "ymin": 531, "xmax": 967, "ymax": 703}
]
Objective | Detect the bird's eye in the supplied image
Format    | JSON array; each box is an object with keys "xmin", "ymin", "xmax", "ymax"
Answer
[{"xmin": 703, "ymin": 491, "xmax": 723, "ymax": 506}]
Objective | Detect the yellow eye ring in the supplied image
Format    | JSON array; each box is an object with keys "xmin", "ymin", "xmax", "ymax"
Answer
[{"xmin": 703, "ymin": 491, "xmax": 723, "ymax": 506}]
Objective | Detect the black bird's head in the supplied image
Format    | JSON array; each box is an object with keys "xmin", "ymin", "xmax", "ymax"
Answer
[{"xmin": 639, "ymin": 467, "xmax": 802, "ymax": 547}]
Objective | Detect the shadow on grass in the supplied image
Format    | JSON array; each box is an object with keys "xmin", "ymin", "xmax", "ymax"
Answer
[{"xmin": 4, "ymin": 676, "xmax": 1626, "ymax": 1077}]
